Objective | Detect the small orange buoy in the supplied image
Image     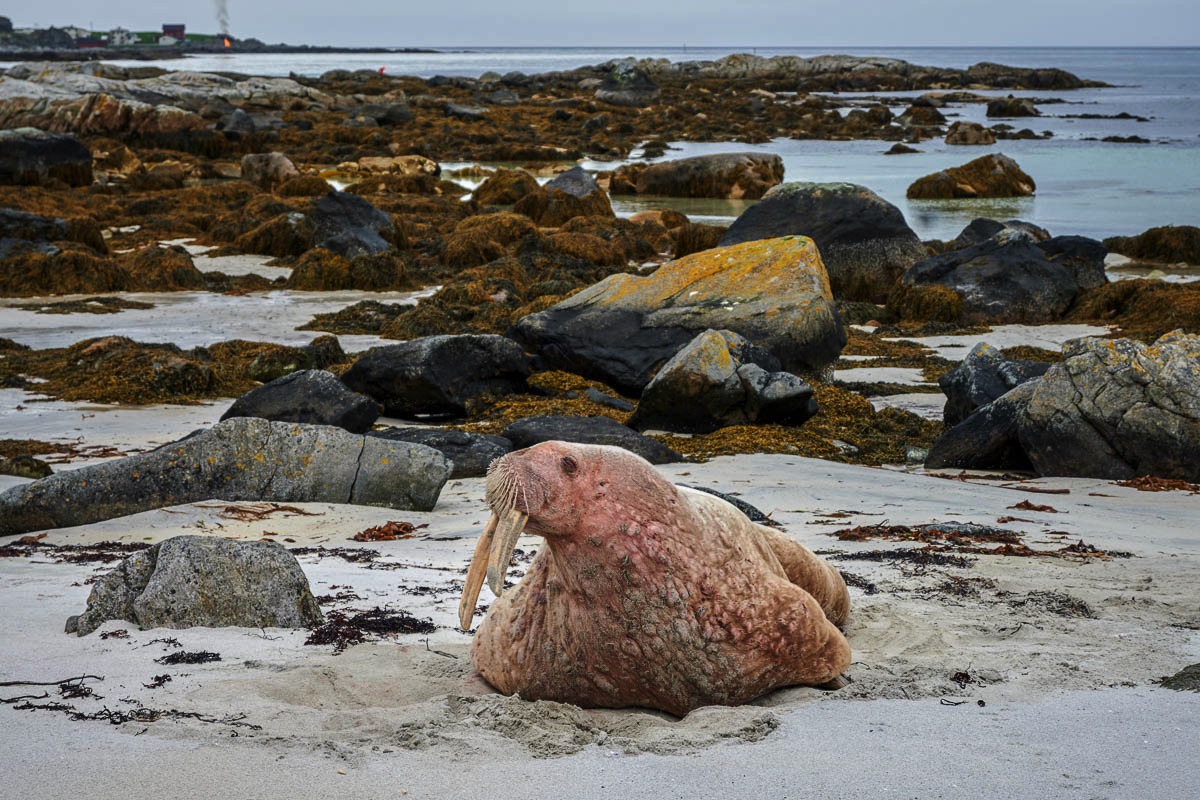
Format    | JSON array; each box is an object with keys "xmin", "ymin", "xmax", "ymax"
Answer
[{"xmin": 378, "ymin": 66, "xmax": 386, "ymax": 74}]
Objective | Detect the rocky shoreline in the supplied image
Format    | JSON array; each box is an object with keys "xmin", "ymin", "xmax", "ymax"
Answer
[{"xmin": 1, "ymin": 54, "xmax": 1197, "ymax": 503}]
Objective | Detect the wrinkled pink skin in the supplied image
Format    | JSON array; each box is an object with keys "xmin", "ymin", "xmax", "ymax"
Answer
[{"xmin": 470, "ymin": 441, "xmax": 851, "ymax": 716}]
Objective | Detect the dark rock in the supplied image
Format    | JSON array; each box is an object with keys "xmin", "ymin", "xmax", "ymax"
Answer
[
  {"xmin": 1018, "ymin": 332, "xmax": 1200, "ymax": 480},
  {"xmin": 341, "ymin": 335, "xmax": 531, "ymax": 418},
  {"xmin": 217, "ymin": 108, "xmax": 256, "ymax": 134},
  {"xmin": 630, "ymin": 329, "xmax": 815, "ymax": 433},
  {"xmin": 513, "ymin": 187, "xmax": 614, "ymax": 226},
  {"xmin": 510, "ymin": 236, "xmax": 844, "ymax": 394},
  {"xmin": 220, "ymin": 370, "xmax": 381, "ymax": 433},
  {"xmin": 471, "ymin": 168, "xmax": 540, "ymax": 205},
  {"xmin": 945, "ymin": 218, "xmax": 1051, "ymax": 250},
  {"xmin": 544, "ymin": 165, "xmax": 599, "ymax": 198},
  {"xmin": 0, "ymin": 207, "xmax": 106, "ymax": 252},
  {"xmin": 944, "ymin": 121, "xmax": 996, "ymax": 145},
  {"xmin": 595, "ymin": 61, "xmax": 661, "ymax": 107},
  {"xmin": 308, "ymin": 191, "xmax": 397, "ymax": 258},
  {"xmin": 1037, "ymin": 235, "xmax": 1108, "ymax": 291},
  {"xmin": 898, "ymin": 104, "xmax": 946, "ymax": 128},
  {"xmin": 898, "ymin": 229, "xmax": 1080, "ymax": 324},
  {"xmin": 987, "ymin": 97, "xmax": 1040, "ymax": 117},
  {"xmin": 241, "ymin": 152, "xmax": 299, "ymax": 191},
  {"xmin": 938, "ymin": 342, "xmax": 1052, "ymax": 427},
  {"xmin": 501, "ymin": 416, "xmax": 682, "ymax": 464},
  {"xmin": 65, "ymin": 535, "xmax": 324, "ymax": 637},
  {"xmin": 611, "ymin": 153, "xmax": 784, "ymax": 200},
  {"xmin": 0, "ymin": 127, "xmax": 93, "ymax": 187},
  {"xmin": 0, "ymin": 455, "xmax": 53, "ymax": 479},
  {"xmin": 367, "ymin": 428, "xmax": 511, "ymax": 478},
  {"xmin": 925, "ymin": 382, "xmax": 1037, "ymax": 471},
  {"xmin": 359, "ymin": 101, "xmax": 414, "ymax": 125},
  {"xmin": 719, "ymin": 182, "xmax": 927, "ymax": 303},
  {"xmin": 885, "ymin": 143, "xmax": 921, "ymax": 155},
  {"xmin": 0, "ymin": 418, "xmax": 451, "ymax": 537},
  {"xmin": 907, "ymin": 153, "xmax": 1036, "ymax": 199},
  {"xmin": 584, "ymin": 387, "xmax": 635, "ymax": 412},
  {"xmin": 1104, "ymin": 225, "xmax": 1200, "ymax": 266}
]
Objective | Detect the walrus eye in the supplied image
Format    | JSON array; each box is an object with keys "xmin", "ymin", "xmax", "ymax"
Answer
[{"xmin": 561, "ymin": 456, "xmax": 578, "ymax": 475}]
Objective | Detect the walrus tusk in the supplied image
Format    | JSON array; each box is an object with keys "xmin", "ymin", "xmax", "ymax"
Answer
[
  {"xmin": 486, "ymin": 509, "xmax": 529, "ymax": 599},
  {"xmin": 458, "ymin": 512, "xmax": 500, "ymax": 631}
]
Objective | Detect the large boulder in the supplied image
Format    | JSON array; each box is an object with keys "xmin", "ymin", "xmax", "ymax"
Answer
[
  {"xmin": 341, "ymin": 335, "xmax": 531, "ymax": 418},
  {"xmin": 510, "ymin": 236, "xmax": 845, "ymax": 393},
  {"xmin": 0, "ymin": 127, "xmax": 93, "ymax": 187},
  {"xmin": 0, "ymin": 418, "xmax": 451, "ymax": 537},
  {"xmin": 1103, "ymin": 225, "xmax": 1200, "ymax": 266},
  {"xmin": 1018, "ymin": 332, "xmax": 1200, "ymax": 480},
  {"xmin": 629, "ymin": 329, "xmax": 817, "ymax": 433},
  {"xmin": 925, "ymin": 381, "xmax": 1037, "ymax": 471},
  {"xmin": 944, "ymin": 121, "xmax": 996, "ymax": 146},
  {"xmin": 220, "ymin": 370, "xmax": 382, "ymax": 433},
  {"xmin": 718, "ymin": 182, "xmax": 927, "ymax": 302},
  {"xmin": 65, "ymin": 535, "xmax": 324, "ymax": 637},
  {"xmin": 938, "ymin": 342, "xmax": 1051, "ymax": 427},
  {"xmin": 1038, "ymin": 235, "xmax": 1108, "ymax": 291},
  {"xmin": 907, "ymin": 153, "xmax": 1035, "ymax": 199},
  {"xmin": 544, "ymin": 165, "xmax": 600, "ymax": 198},
  {"xmin": 595, "ymin": 62, "xmax": 661, "ymax": 107},
  {"xmin": 501, "ymin": 416, "xmax": 682, "ymax": 464},
  {"xmin": 117, "ymin": 244, "xmax": 208, "ymax": 291},
  {"xmin": 986, "ymin": 97, "xmax": 1040, "ymax": 117},
  {"xmin": 367, "ymin": 428, "xmax": 511, "ymax": 478},
  {"xmin": 241, "ymin": 152, "xmax": 300, "ymax": 191},
  {"xmin": 513, "ymin": 186, "xmax": 614, "ymax": 226},
  {"xmin": 610, "ymin": 153, "xmax": 785, "ymax": 200},
  {"xmin": 307, "ymin": 191, "xmax": 398, "ymax": 258},
  {"xmin": 471, "ymin": 168, "xmax": 540, "ymax": 205},
  {"xmin": 943, "ymin": 218, "xmax": 1050, "ymax": 251},
  {"xmin": 896, "ymin": 230, "xmax": 1103, "ymax": 324},
  {"xmin": 0, "ymin": 207, "xmax": 106, "ymax": 252}
]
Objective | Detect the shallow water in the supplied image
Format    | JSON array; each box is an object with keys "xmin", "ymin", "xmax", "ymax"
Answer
[{"xmin": 0, "ymin": 288, "xmax": 433, "ymax": 351}]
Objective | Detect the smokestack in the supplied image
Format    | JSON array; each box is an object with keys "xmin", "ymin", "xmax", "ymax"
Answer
[{"xmin": 214, "ymin": 1, "xmax": 230, "ymax": 35}]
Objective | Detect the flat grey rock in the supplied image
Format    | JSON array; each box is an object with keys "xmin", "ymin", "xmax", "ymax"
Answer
[{"xmin": 0, "ymin": 417, "xmax": 450, "ymax": 537}]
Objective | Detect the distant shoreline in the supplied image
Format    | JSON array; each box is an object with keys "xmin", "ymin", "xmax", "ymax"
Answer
[{"xmin": 0, "ymin": 44, "xmax": 441, "ymax": 63}]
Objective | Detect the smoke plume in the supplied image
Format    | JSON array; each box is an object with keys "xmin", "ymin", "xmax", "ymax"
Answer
[{"xmin": 214, "ymin": 1, "xmax": 230, "ymax": 35}]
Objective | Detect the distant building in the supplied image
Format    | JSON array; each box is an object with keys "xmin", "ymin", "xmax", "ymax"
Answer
[
  {"xmin": 76, "ymin": 38, "xmax": 106, "ymax": 49},
  {"xmin": 157, "ymin": 35, "xmax": 180, "ymax": 46},
  {"xmin": 61, "ymin": 26, "xmax": 90, "ymax": 39},
  {"xmin": 109, "ymin": 27, "xmax": 138, "ymax": 46},
  {"xmin": 161, "ymin": 23, "xmax": 185, "ymax": 39}
]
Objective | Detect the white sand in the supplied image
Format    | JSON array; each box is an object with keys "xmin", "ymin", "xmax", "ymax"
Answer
[
  {"xmin": 3, "ymin": 453, "xmax": 1198, "ymax": 799},
  {"xmin": 891, "ymin": 324, "xmax": 1111, "ymax": 361}
]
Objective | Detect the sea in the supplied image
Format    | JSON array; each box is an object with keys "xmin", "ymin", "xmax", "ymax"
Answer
[{"xmin": 100, "ymin": 46, "xmax": 1200, "ymax": 242}]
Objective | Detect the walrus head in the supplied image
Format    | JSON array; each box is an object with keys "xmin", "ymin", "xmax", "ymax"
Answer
[{"xmin": 457, "ymin": 441, "xmax": 672, "ymax": 630}]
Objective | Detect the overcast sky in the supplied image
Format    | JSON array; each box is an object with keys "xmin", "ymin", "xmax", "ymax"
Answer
[{"xmin": 9, "ymin": 1, "xmax": 1199, "ymax": 47}]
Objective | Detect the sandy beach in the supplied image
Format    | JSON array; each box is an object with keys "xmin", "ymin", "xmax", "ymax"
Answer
[{"xmin": 3, "ymin": 450, "xmax": 1198, "ymax": 799}]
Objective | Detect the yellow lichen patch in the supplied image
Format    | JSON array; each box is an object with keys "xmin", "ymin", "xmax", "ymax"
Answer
[{"xmin": 568, "ymin": 235, "xmax": 832, "ymax": 312}]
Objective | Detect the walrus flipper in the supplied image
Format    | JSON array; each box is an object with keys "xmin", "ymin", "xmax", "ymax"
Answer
[{"xmin": 758, "ymin": 525, "xmax": 851, "ymax": 627}]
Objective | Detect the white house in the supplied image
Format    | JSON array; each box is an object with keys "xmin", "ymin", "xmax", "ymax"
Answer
[
  {"xmin": 157, "ymin": 34, "xmax": 179, "ymax": 46},
  {"xmin": 109, "ymin": 27, "xmax": 138, "ymax": 46}
]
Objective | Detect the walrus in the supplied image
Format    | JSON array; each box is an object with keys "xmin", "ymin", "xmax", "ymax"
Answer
[{"xmin": 458, "ymin": 441, "xmax": 851, "ymax": 716}]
